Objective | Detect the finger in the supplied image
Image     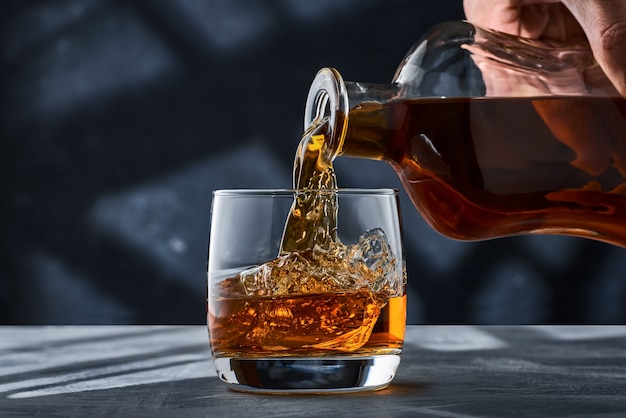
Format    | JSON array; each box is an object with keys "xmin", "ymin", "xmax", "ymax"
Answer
[
  {"xmin": 464, "ymin": 0, "xmax": 527, "ymax": 34},
  {"xmin": 562, "ymin": 0, "xmax": 626, "ymax": 96},
  {"xmin": 533, "ymin": 98, "xmax": 614, "ymax": 176},
  {"xmin": 464, "ymin": 0, "xmax": 564, "ymax": 38}
]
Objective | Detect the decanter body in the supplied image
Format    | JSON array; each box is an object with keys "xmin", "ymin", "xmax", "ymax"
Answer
[{"xmin": 304, "ymin": 21, "xmax": 626, "ymax": 247}]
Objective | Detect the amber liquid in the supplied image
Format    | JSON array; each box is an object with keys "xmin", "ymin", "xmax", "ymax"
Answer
[
  {"xmin": 343, "ymin": 96, "xmax": 626, "ymax": 246},
  {"xmin": 209, "ymin": 280, "xmax": 406, "ymax": 357}
]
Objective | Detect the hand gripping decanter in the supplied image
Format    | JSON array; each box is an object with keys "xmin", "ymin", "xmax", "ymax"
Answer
[{"xmin": 303, "ymin": 21, "xmax": 626, "ymax": 247}]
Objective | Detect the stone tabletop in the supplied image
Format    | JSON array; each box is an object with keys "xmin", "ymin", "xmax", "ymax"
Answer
[{"xmin": 1, "ymin": 325, "xmax": 625, "ymax": 417}]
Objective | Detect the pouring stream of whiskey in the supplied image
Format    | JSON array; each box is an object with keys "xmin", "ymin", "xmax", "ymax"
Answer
[{"xmin": 280, "ymin": 118, "xmax": 339, "ymax": 254}]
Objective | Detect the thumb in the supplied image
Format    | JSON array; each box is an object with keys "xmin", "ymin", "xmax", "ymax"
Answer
[{"xmin": 563, "ymin": 0, "xmax": 626, "ymax": 96}]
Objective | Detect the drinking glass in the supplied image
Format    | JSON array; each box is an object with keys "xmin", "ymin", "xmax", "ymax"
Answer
[{"xmin": 207, "ymin": 189, "xmax": 406, "ymax": 393}]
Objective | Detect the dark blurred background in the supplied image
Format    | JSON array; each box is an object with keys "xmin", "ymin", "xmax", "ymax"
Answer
[{"xmin": 2, "ymin": 0, "xmax": 625, "ymax": 325}]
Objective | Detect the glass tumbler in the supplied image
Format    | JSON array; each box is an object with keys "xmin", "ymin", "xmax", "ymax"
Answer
[{"xmin": 207, "ymin": 189, "xmax": 406, "ymax": 393}]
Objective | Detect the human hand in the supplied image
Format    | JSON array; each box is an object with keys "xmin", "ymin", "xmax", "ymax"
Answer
[
  {"xmin": 464, "ymin": 0, "xmax": 626, "ymax": 96},
  {"xmin": 464, "ymin": 0, "xmax": 626, "ymax": 182}
]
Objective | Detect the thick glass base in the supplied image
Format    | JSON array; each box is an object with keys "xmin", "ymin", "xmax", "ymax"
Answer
[{"xmin": 213, "ymin": 354, "xmax": 401, "ymax": 394}]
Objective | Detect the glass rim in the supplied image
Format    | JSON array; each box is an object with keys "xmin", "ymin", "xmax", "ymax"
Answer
[{"xmin": 212, "ymin": 188, "xmax": 398, "ymax": 197}]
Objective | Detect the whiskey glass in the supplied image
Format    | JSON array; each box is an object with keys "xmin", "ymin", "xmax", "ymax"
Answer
[{"xmin": 207, "ymin": 189, "xmax": 406, "ymax": 393}]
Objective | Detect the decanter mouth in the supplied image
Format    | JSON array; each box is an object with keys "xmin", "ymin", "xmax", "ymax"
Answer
[{"xmin": 305, "ymin": 67, "xmax": 348, "ymax": 165}]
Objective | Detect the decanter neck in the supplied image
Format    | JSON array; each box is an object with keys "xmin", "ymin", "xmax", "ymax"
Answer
[{"xmin": 305, "ymin": 68, "xmax": 399, "ymax": 165}]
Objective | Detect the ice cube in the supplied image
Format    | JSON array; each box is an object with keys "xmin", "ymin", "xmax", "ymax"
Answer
[{"xmin": 350, "ymin": 228, "xmax": 402, "ymax": 294}]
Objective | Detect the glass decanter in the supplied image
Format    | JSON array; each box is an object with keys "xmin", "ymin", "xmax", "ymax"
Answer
[{"xmin": 303, "ymin": 21, "xmax": 625, "ymax": 247}]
